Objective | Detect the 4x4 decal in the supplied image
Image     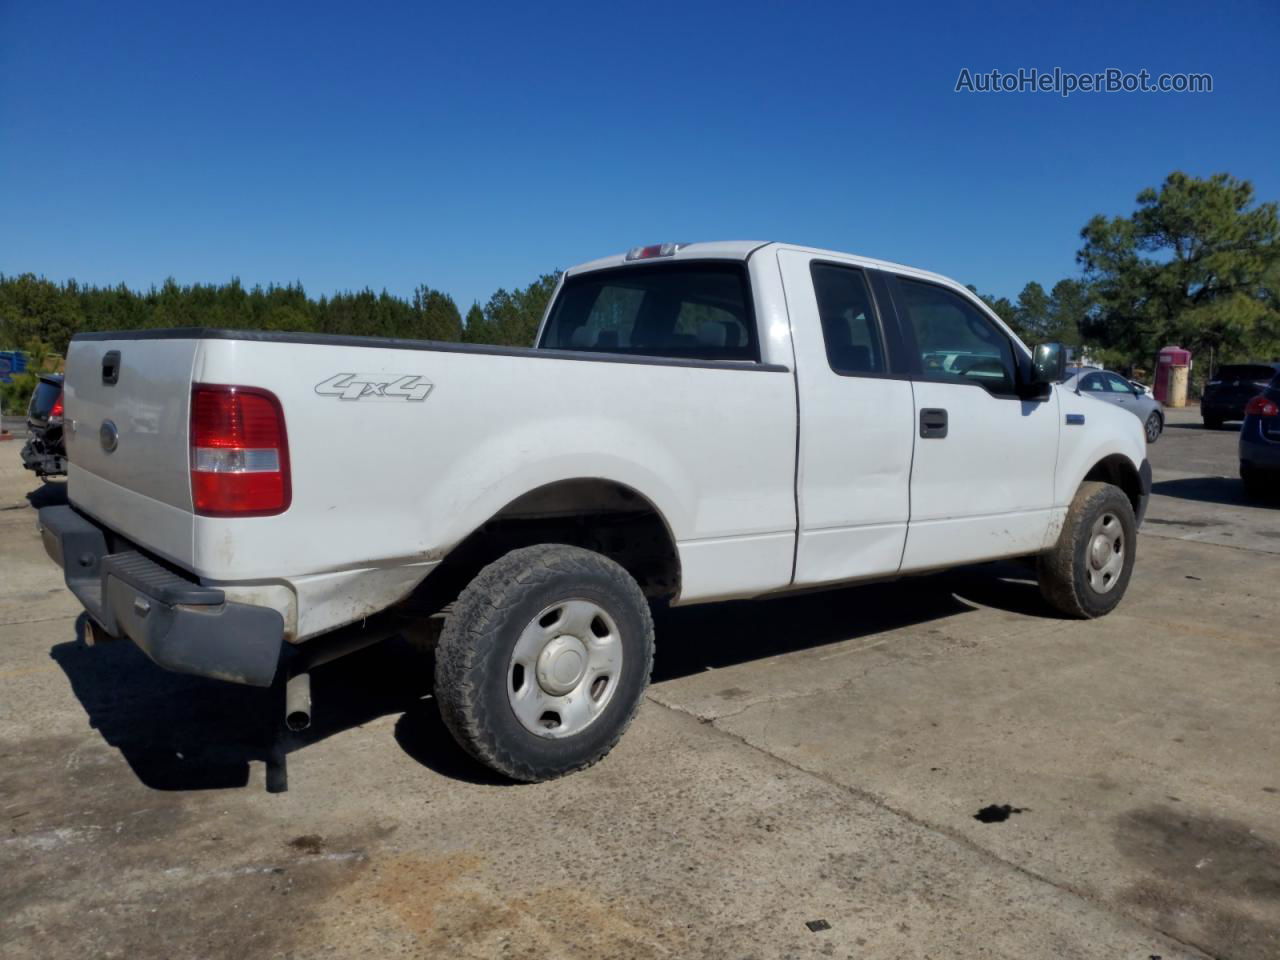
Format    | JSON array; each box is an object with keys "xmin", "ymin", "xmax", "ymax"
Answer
[{"xmin": 315, "ymin": 373, "xmax": 433, "ymax": 401}]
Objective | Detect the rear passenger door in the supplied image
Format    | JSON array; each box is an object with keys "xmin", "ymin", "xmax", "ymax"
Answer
[
  {"xmin": 778, "ymin": 249, "xmax": 916, "ymax": 586},
  {"xmin": 887, "ymin": 275, "xmax": 1059, "ymax": 570}
]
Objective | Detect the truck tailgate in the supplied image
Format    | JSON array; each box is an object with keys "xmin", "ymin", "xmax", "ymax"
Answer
[{"xmin": 63, "ymin": 336, "xmax": 198, "ymax": 567}]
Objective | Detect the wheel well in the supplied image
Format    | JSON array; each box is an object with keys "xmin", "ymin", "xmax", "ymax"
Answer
[
  {"xmin": 1083, "ymin": 455, "xmax": 1142, "ymax": 515},
  {"xmin": 409, "ymin": 479, "xmax": 681, "ymax": 616}
]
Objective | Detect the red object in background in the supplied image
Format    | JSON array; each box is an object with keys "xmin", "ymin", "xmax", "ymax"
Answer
[{"xmin": 1153, "ymin": 345, "xmax": 1192, "ymax": 405}]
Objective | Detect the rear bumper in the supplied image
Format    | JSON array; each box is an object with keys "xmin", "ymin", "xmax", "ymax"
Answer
[{"xmin": 38, "ymin": 504, "xmax": 284, "ymax": 686}]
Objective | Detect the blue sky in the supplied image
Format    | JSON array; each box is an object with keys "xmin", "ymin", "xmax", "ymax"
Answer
[{"xmin": 2, "ymin": 0, "xmax": 1277, "ymax": 311}]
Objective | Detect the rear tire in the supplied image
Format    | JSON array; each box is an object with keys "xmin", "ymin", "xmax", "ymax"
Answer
[
  {"xmin": 1145, "ymin": 412, "xmax": 1163, "ymax": 443},
  {"xmin": 434, "ymin": 544, "xmax": 653, "ymax": 782},
  {"xmin": 1038, "ymin": 482, "xmax": 1137, "ymax": 619},
  {"xmin": 1241, "ymin": 462, "xmax": 1269, "ymax": 500},
  {"xmin": 1203, "ymin": 416, "xmax": 1224, "ymax": 430}
]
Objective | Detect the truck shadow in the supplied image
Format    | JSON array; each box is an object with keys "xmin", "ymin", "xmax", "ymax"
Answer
[
  {"xmin": 49, "ymin": 561, "xmax": 1057, "ymax": 792},
  {"xmin": 1152, "ymin": 476, "xmax": 1277, "ymax": 508},
  {"xmin": 25, "ymin": 480, "xmax": 68, "ymax": 508},
  {"xmin": 49, "ymin": 615, "xmax": 494, "ymax": 791}
]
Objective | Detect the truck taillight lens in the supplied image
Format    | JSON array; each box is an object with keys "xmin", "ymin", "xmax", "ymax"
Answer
[
  {"xmin": 1245, "ymin": 395, "xmax": 1279, "ymax": 418},
  {"xmin": 50, "ymin": 392, "xmax": 64, "ymax": 419},
  {"xmin": 190, "ymin": 384, "xmax": 290, "ymax": 516}
]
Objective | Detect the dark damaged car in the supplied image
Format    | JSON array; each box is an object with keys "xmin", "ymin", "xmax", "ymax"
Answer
[{"xmin": 21, "ymin": 374, "xmax": 67, "ymax": 480}]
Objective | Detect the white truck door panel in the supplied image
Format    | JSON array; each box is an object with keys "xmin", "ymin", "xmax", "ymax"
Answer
[
  {"xmin": 892, "ymin": 276, "xmax": 1059, "ymax": 570},
  {"xmin": 778, "ymin": 249, "xmax": 915, "ymax": 585},
  {"xmin": 902, "ymin": 381, "xmax": 1059, "ymax": 568}
]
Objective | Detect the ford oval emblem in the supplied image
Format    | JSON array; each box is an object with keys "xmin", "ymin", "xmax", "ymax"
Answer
[{"xmin": 99, "ymin": 420, "xmax": 119, "ymax": 453}]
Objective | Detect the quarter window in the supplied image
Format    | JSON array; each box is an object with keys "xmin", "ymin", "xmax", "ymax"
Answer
[
  {"xmin": 897, "ymin": 279, "xmax": 1016, "ymax": 394},
  {"xmin": 811, "ymin": 264, "xmax": 885, "ymax": 375}
]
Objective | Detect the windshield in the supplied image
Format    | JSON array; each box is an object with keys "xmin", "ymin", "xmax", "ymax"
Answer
[{"xmin": 539, "ymin": 262, "xmax": 758, "ymax": 363}]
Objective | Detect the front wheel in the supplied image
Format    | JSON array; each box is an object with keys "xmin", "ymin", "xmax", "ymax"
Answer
[
  {"xmin": 1038, "ymin": 482, "xmax": 1137, "ymax": 619},
  {"xmin": 433, "ymin": 544, "xmax": 654, "ymax": 782},
  {"xmin": 1145, "ymin": 412, "xmax": 1163, "ymax": 443},
  {"xmin": 1203, "ymin": 416, "xmax": 1224, "ymax": 430}
]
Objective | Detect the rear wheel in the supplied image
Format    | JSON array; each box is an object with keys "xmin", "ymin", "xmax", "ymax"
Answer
[
  {"xmin": 1241, "ymin": 462, "xmax": 1269, "ymax": 500},
  {"xmin": 1145, "ymin": 411, "xmax": 1163, "ymax": 443},
  {"xmin": 433, "ymin": 544, "xmax": 653, "ymax": 782},
  {"xmin": 1203, "ymin": 416, "xmax": 1224, "ymax": 430},
  {"xmin": 1038, "ymin": 482, "xmax": 1137, "ymax": 619}
]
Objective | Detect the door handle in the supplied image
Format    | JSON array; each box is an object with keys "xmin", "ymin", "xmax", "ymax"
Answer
[{"xmin": 920, "ymin": 408, "xmax": 948, "ymax": 439}]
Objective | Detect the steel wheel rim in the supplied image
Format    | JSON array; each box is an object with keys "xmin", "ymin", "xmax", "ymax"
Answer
[
  {"xmin": 1086, "ymin": 512, "xmax": 1125, "ymax": 594},
  {"xmin": 1146, "ymin": 414, "xmax": 1161, "ymax": 442},
  {"xmin": 507, "ymin": 599, "xmax": 623, "ymax": 739}
]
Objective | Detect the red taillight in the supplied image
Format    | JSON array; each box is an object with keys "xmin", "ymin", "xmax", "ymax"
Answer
[
  {"xmin": 49, "ymin": 392, "xmax": 64, "ymax": 419},
  {"xmin": 1245, "ymin": 395, "xmax": 1279, "ymax": 418},
  {"xmin": 190, "ymin": 384, "xmax": 290, "ymax": 516}
]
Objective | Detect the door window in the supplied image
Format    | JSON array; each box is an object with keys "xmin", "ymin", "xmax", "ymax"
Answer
[
  {"xmin": 810, "ymin": 263, "xmax": 886, "ymax": 375},
  {"xmin": 1103, "ymin": 373, "xmax": 1134, "ymax": 393},
  {"xmin": 897, "ymin": 279, "xmax": 1015, "ymax": 394}
]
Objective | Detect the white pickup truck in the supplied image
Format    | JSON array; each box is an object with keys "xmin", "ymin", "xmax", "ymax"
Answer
[{"xmin": 40, "ymin": 241, "xmax": 1150, "ymax": 784}]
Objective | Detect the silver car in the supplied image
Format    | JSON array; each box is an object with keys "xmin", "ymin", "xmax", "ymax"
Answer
[{"xmin": 1065, "ymin": 366, "xmax": 1165, "ymax": 443}]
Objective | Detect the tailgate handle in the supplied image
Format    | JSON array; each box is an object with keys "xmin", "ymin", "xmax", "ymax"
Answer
[{"xmin": 102, "ymin": 351, "xmax": 120, "ymax": 385}]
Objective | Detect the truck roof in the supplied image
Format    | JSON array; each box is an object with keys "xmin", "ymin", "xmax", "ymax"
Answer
[{"xmin": 564, "ymin": 241, "xmax": 978, "ymax": 294}]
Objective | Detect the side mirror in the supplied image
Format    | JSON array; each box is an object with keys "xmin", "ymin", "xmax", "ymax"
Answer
[{"xmin": 1031, "ymin": 343, "xmax": 1066, "ymax": 385}]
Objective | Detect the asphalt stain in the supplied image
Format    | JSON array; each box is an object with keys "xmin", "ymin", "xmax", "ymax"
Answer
[
  {"xmin": 288, "ymin": 834, "xmax": 326, "ymax": 855},
  {"xmin": 1115, "ymin": 804, "xmax": 1280, "ymax": 960},
  {"xmin": 1145, "ymin": 518, "xmax": 1222, "ymax": 528},
  {"xmin": 974, "ymin": 804, "xmax": 1025, "ymax": 823}
]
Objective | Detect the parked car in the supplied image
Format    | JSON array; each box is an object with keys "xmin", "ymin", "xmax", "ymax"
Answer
[
  {"xmin": 1240, "ymin": 370, "xmax": 1280, "ymax": 498},
  {"xmin": 1201, "ymin": 362, "xmax": 1280, "ymax": 429},
  {"xmin": 1065, "ymin": 366, "xmax": 1164, "ymax": 443},
  {"xmin": 38, "ymin": 241, "xmax": 1150, "ymax": 785},
  {"xmin": 20, "ymin": 373, "xmax": 67, "ymax": 479}
]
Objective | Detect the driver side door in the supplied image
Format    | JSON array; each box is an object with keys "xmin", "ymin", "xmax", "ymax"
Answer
[{"xmin": 890, "ymin": 275, "xmax": 1060, "ymax": 571}]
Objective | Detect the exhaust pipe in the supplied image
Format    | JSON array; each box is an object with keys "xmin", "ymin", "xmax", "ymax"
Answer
[{"xmin": 285, "ymin": 672, "xmax": 311, "ymax": 731}]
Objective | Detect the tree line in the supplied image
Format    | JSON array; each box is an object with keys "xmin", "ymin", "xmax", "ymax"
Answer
[{"xmin": 3, "ymin": 170, "xmax": 1278, "ymax": 409}]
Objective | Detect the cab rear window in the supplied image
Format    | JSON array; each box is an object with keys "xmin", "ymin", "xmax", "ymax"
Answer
[
  {"xmin": 539, "ymin": 262, "xmax": 759, "ymax": 363},
  {"xmin": 1215, "ymin": 365, "xmax": 1276, "ymax": 382}
]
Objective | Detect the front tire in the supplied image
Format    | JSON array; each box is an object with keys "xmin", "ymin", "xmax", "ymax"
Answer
[
  {"xmin": 1145, "ymin": 412, "xmax": 1163, "ymax": 443},
  {"xmin": 434, "ymin": 544, "xmax": 654, "ymax": 782},
  {"xmin": 1203, "ymin": 416, "xmax": 1224, "ymax": 430},
  {"xmin": 1038, "ymin": 482, "xmax": 1137, "ymax": 619}
]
